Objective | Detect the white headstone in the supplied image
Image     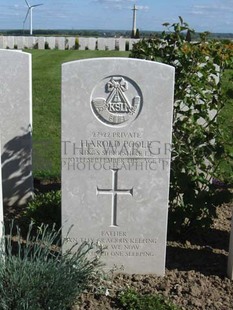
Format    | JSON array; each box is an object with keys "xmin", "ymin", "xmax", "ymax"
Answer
[
  {"xmin": 15, "ymin": 36, "xmax": 24, "ymax": 50},
  {"xmin": 46, "ymin": 37, "xmax": 56, "ymax": 49},
  {"xmin": 6, "ymin": 36, "xmax": 14, "ymax": 49},
  {"xmin": 38, "ymin": 37, "xmax": 45, "ymax": 49},
  {"xmin": 97, "ymin": 38, "xmax": 106, "ymax": 50},
  {"xmin": 0, "ymin": 135, "xmax": 3, "ymax": 241},
  {"xmin": 105, "ymin": 38, "xmax": 115, "ymax": 50},
  {"xmin": 88, "ymin": 38, "xmax": 97, "ymax": 50},
  {"xmin": 27, "ymin": 36, "xmax": 36, "ymax": 49},
  {"xmin": 0, "ymin": 36, "xmax": 4, "ymax": 49},
  {"xmin": 57, "ymin": 37, "xmax": 65, "ymax": 50},
  {"xmin": 0, "ymin": 50, "xmax": 33, "ymax": 206},
  {"xmin": 228, "ymin": 214, "xmax": 233, "ymax": 280},
  {"xmin": 62, "ymin": 58, "xmax": 174, "ymax": 275},
  {"xmin": 79, "ymin": 37, "xmax": 88, "ymax": 50},
  {"xmin": 118, "ymin": 38, "xmax": 126, "ymax": 51},
  {"xmin": 67, "ymin": 37, "xmax": 75, "ymax": 50}
]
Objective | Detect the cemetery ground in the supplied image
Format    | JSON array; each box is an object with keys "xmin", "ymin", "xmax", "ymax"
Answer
[{"xmin": 3, "ymin": 49, "xmax": 233, "ymax": 309}]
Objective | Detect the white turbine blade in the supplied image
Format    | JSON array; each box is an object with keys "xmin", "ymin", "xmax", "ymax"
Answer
[
  {"xmin": 32, "ymin": 3, "xmax": 43, "ymax": 7},
  {"xmin": 23, "ymin": 8, "xmax": 30, "ymax": 23},
  {"xmin": 25, "ymin": 0, "xmax": 30, "ymax": 8}
]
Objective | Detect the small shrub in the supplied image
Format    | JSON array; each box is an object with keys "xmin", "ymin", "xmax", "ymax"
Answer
[
  {"xmin": 44, "ymin": 41, "xmax": 50, "ymax": 49},
  {"xmin": 65, "ymin": 38, "xmax": 69, "ymax": 50},
  {"xmin": 0, "ymin": 223, "xmax": 104, "ymax": 310},
  {"xmin": 125, "ymin": 40, "xmax": 129, "ymax": 51},
  {"xmin": 130, "ymin": 17, "xmax": 233, "ymax": 232},
  {"xmin": 135, "ymin": 28, "xmax": 140, "ymax": 38},
  {"xmin": 74, "ymin": 37, "xmax": 80, "ymax": 50},
  {"xmin": 24, "ymin": 191, "xmax": 61, "ymax": 228},
  {"xmin": 118, "ymin": 289, "xmax": 179, "ymax": 310}
]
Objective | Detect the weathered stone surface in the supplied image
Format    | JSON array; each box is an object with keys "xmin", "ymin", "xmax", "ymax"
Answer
[
  {"xmin": 0, "ymin": 50, "xmax": 33, "ymax": 206},
  {"xmin": 62, "ymin": 58, "xmax": 174, "ymax": 275}
]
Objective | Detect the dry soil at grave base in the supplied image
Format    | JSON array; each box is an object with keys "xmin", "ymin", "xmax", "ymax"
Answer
[{"xmin": 74, "ymin": 203, "xmax": 233, "ymax": 310}]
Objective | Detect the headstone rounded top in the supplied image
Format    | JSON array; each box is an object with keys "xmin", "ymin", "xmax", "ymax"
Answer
[
  {"xmin": 62, "ymin": 57, "xmax": 175, "ymax": 70},
  {"xmin": 0, "ymin": 49, "xmax": 31, "ymax": 55}
]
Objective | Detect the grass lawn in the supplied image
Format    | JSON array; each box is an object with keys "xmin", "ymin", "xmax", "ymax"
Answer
[
  {"xmin": 29, "ymin": 50, "xmax": 130, "ymax": 179},
  {"xmin": 29, "ymin": 49, "xmax": 232, "ymax": 183}
]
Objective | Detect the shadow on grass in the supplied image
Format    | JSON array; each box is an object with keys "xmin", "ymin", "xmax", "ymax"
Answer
[{"xmin": 34, "ymin": 178, "xmax": 61, "ymax": 194}]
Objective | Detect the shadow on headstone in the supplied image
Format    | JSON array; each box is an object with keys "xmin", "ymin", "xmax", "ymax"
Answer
[{"xmin": 1, "ymin": 132, "xmax": 32, "ymax": 207}]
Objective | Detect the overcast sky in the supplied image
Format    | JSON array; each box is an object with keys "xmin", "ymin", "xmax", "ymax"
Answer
[{"xmin": 0, "ymin": 0, "xmax": 233, "ymax": 33}]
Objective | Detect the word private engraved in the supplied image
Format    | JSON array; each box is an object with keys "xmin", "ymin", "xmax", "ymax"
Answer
[{"xmin": 91, "ymin": 76, "xmax": 143, "ymax": 127}]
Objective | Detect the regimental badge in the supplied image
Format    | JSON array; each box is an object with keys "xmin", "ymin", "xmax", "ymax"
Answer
[{"xmin": 91, "ymin": 76, "xmax": 143, "ymax": 127}]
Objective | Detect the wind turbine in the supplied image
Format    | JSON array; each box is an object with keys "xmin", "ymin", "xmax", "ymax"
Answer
[{"xmin": 23, "ymin": 0, "xmax": 43, "ymax": 35}]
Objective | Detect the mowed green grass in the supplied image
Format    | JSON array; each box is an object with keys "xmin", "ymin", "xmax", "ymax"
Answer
[
  {"xmin": 29, "ymin": 50, "xmax": 130, "ymax": 179},
  {"xmin": 29, "ymin": 50, "xmax": 232, "ymax": 183}
]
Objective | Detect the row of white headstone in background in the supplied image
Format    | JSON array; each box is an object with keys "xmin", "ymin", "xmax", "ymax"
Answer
[{"xmin": 0, "ymin": 36, "xmax": 140, "ymax": 51}]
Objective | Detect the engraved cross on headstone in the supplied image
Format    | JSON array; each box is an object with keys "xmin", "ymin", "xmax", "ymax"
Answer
[{"xmin": 96, "ymin": 169, "xmax": 133, "ymax": 227}]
